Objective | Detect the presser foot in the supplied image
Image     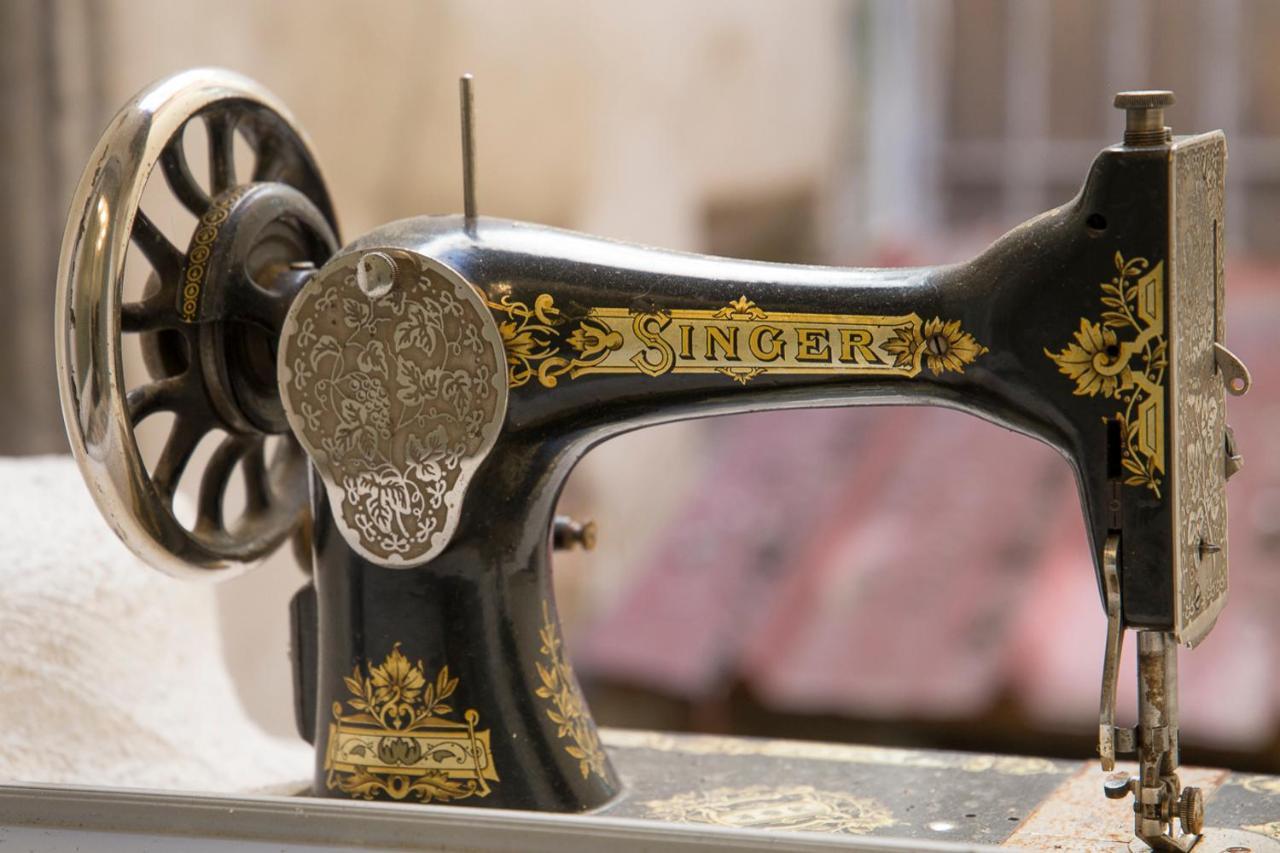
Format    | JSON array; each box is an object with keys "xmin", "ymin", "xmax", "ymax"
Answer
[
  {"xmin": 1105, "ymin": 770, "xmax": 1203, "ymax": 852},
  {"xmin": 1098, "ymin": 537, "xmax": 1203, "ymax": 850}
]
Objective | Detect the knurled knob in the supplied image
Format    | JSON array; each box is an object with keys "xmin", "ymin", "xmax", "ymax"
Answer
[
  {"xmin": 1178, "ymin": 786, "xmax": 1204, "ymax": 835},
  {"xmin": 1114, "ymin": 90, "xmax": 1175, "ymax": 146}
]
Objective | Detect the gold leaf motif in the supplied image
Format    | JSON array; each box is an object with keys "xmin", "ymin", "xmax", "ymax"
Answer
[
  {"xmin": 535, "ymin": 600, "xmax": 609, "ymax": 781},
  {"xmin": 1044, "ymin": 254, "xmax": 1166, "ymax": 496},
  {"xmin": 716, "ymin": 366, "xmax": 766, "ymax": 384},
  {"xmin": 324, "ymin": 644, "xmax": 498, "ymax": 802},
  {"xmin": 712, "ymin": 295, "xmax": 769, "ymax": 321}
]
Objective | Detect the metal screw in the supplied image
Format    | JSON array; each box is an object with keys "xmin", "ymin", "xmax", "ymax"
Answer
[
  {"xmin": 552, "ymin": 515, "xmax": 597, "ymax": 552},
  {"xmin": 925, "ymin": 333, "xmax": 950, "ymax": 357},
  {"xmin": 1114, "ymin": 90, "xmax": 1174, "ymax": 146},
  {"xmin": 1198, "ymin": 538, "xmax": 1222, "ymax": 561},
  {"xmin": 356, "ymin": 251, "xmax": 397, "ymax": 299},
  {"xmin": 289, "ymin": 260, "xmax": 317, "ymax": 271},
  {"xmin": 1224, "ymin": 425, "xmax": 1244, "ymax": 480}
]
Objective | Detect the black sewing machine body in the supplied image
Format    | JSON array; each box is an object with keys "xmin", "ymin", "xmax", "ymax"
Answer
[
  {"xmin": 283, "ymin": 130, "xmax": 1229, "ymax": 814},
  {"xmin": 55, "ymin": 71, "xmax": 1246, "ymax": 848}
]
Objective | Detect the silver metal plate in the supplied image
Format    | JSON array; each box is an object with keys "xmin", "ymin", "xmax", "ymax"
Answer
[
  {"xmin": 1169, "ymin": 132, "xmax": 1228, "ymax": 646},
  {"xmin": 278, "ymin": 249, "xmax": 508, "ymax": 567}
]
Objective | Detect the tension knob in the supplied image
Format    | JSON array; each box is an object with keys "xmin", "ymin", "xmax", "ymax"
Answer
[
  {"xmin": 1178, "ymin": 786, "xmax": 1204, "ymax": 835},
  {"xmin": 1114, "ymin": 90, "xmax": 1174, "ymax": 146}
]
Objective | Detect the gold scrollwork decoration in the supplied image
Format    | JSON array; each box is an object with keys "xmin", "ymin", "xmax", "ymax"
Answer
[
  {"xmin": 1241, "ymin": 775, "xmax": 1280, "ymax": 797},
  {"xmin": 535, "ymin": 600, "xmax": 609, "ymax": 781},
  {"xmin": 487, "ymin": 293, "xmax": 622, "ymax": 388},
  {"xmin": 1244, "ymin": 821, "xmax": 1280, "ymax": 840},
  {"xmin": 1045, "ymin": 253, "xmax": 1166, "ymax": 496},
  {"xmin": 324, "ymin": 644, "xmax": 498, "ymax": 802},
  {"xmin": 645, "ymin": 785, "xmax": 897, "ymax": 835}
]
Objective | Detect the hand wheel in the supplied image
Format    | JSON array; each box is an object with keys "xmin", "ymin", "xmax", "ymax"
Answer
[{"xmin": 56, "ymin": 68, "xmax": 339, "ymax": 577}]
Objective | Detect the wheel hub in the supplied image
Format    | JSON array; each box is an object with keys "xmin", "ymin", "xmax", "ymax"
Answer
[{"xmin": 149, "ymin": 182, "xmax": 336, "ymax": 435}]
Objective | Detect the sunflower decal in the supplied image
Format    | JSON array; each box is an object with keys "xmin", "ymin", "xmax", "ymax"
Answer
[
  {"xmin": 883, "ymin": 317, "xmax": 989, "ymax": 376},
  {"xmin": 363, "ymin": 644, "xmax": 428, "ymax": 724}
]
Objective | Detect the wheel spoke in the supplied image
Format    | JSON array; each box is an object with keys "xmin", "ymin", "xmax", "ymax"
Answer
[
  {"xmin": 250, "ymin": 130, "xmax": 290, "ymax": 183},
  {"xmin": 121, "ymin": 288, "xmax": 180, "ymax": 333},
  {"xmin": 251, "ymin": 147, "xmax": 284, "ymax": 182},
  {"xmin": 126, "ymin": 375, "xmax": 187, "ymax": 424},
  {"xmin": 151, "ymin": 416, "xmax": 206, "ymax": 502},
  {"xmin": 206, "ymin": 112, "xmax": 236, "ymax": 196},
  {"xmin": 242, "ymin": 440, "xmax": 270, "ymax": 513},
  {"xmin": 130, "ymin": 208, "xmax": 183, "ymax": 283},
  {"xmin": 160, "ymin": 129, "xmax": 212, "ymax": 216},
  {"xmin": 195, "ymin": 435, "xmax": 253, "ymax": 533}
]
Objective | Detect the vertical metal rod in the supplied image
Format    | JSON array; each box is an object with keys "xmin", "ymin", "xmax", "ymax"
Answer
[
  {"xmin": 1135, "ymin": 630, "xmax": 1182, "ymax": 846},
  {"xmin": 459, "ymin": 73, "xmax": 477, "ymax": 222},
  {"xmin": 1137, "ymin": 630, "xmax": 1179, "ymax": 771}
]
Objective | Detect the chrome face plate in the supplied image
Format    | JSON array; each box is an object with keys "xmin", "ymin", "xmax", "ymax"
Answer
[
  {"xmin": 279, "ymin": 248, "xmax": 508, "ymax": 567},
  {"xmin": 1170, "ymin": 132, "xmax": 1228, "ymax": 646}
]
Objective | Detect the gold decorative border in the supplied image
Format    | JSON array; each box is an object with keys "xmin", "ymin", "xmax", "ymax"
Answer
[
  {"xmin": 534, "ymin": 600, "xmax": 609, "ymax": 781},
  {"xmin": 177, "ymin": 185, "xmax": 251, "ymax": 322},
  {"xmin": 324, "ymin": 644, "xmax": 498, "ymax": 802},
  {"xmin": 488, "ymin": 294, "xmax": 987, "ymax": 388},
  {"xmin": 1045, "ymin": 253, "xmax": 1166, "ymax": 496}
]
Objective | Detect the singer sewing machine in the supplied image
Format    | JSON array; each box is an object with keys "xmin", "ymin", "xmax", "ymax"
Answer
[{"xmin": 54, "ymin": 69, "xmax": 1256, "ymax": 851}]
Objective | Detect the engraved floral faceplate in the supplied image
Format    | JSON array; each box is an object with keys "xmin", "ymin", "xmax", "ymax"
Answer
[
  {"xmin": 279, "ymin": 249, "xmax": 507, "ymax": 567},
  {"xmin": 1170, "ymin": 133, "xmax": 1229, "ymax": 645}
]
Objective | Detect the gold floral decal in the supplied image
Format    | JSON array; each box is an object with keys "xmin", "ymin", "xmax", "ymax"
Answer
[
  {"xmin": 1045, "ymin": 253, "xmax": 1166, "ymax": 496},
  {"xmin": 487, "ymin": 294, "xmax": 622, "ymax": 389},
  {"xmin": 324, "ymin": 644, "xmax": 498, "ymax": 802},
  {"xmin": 645, "ymin": 785, "xmax": 896, "ymax": 834},
  {"xmin": 535, "ymin": 601, "xmax": 609, "ymax": 781},
  {"xmin": 882, "ymin": 316, "xmax": 989, "ymax": 376}
]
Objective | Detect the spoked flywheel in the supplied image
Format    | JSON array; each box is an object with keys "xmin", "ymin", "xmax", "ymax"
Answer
[{"xmin": 56, "ymin": 69, "xmax": 339, "ymax": 577}]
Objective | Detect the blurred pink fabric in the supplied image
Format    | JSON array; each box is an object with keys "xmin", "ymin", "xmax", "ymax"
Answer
[{"xmin": 577, "ymin": 261, "xmax": 1280, "ymax": 752}]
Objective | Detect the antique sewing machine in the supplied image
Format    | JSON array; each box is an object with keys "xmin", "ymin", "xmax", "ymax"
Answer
[{"xmin": 54, "ymin": 69, "xmax": 1253, "ymax": 851}]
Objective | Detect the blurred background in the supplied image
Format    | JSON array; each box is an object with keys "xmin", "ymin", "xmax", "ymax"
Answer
[{"xmin": 3, "ymin": 0, "xmax": 1278, "ymax": 774}]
